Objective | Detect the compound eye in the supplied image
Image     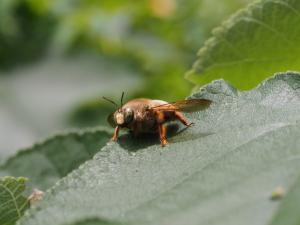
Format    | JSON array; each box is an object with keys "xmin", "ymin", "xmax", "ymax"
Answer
[
  {"xmin": 107, "ymin": 112, "xmax": 117, "ymax": 127},
  {"xmin": 124, "ymin": 108, "xmax": 134, "ymax": 124}
]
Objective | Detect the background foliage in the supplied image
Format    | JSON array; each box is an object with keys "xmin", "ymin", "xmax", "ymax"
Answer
[{"xmin": 0, "ymin": 0, "xmax": 253, "ymax": 160}]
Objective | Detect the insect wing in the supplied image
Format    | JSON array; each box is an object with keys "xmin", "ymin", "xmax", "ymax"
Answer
[
  {"xmin": 107, "ymin": 112, "xmax": 117, "ymax": 127},
  {"xmin": 151, "ymin": 99, "xmax": 212, "ymax": 112}
]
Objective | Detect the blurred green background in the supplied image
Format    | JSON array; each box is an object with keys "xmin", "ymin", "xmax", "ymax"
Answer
[{"xmin": 0, "ymin": 0, "xmax": 252, "ymax": 161}]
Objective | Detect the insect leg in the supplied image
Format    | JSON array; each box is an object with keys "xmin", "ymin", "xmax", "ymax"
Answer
[
  {"xmin": 158, "ymin": 124, "xmax": 168, "ymax": 147},
  {"xmin": 112, "ymin": 126, "xmax": 120, "ymax": 141},
  {"xmin": 154, "ymin": 111, "xmax": 168, "ymax": 147},
  {"xmin": 174, "ymin": 111, "xmax": 194, "ymax": 127}
]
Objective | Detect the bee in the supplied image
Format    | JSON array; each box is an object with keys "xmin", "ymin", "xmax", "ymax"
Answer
[{"xmin": 104, "ymin": 92, "xmax": 212, "ymax": 147}]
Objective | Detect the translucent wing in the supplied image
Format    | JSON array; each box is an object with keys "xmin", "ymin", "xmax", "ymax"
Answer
[
  {"xmin": 151, "ymin": 99, "xmax": 212, "ymax": 112},
  {"xmin": 107, "ymin": 112, "xmax": 117, "ymax": 127}
]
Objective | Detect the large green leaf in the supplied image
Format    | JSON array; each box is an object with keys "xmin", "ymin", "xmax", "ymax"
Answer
[
  {"xmin": 0, "ymin": 177, "xmax": 29, "ymax": 225},
  {"xmin": 17, "ymin": 72, "xmax": 300, "ymax": 225},
  {"xmin": 186, "ymin": 0, "xmax": 300, "ymax": 90},
  {"xmin": 0, "ymin": 128, "xmax": 111, "ymax": 190}
]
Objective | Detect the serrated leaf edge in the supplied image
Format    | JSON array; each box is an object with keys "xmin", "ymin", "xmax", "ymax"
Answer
[
  {"xmin": 185, "ymin": 0, "xmax": 283, "ymax": 83},
  {"xmin": 0, "ymin": 126, "xmax": 112, "ymax": 169}
]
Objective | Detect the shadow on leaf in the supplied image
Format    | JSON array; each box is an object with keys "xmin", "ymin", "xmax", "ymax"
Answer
[{"xmin": 117, "ymin": 123, "xmax": 213, "ymax": 152}]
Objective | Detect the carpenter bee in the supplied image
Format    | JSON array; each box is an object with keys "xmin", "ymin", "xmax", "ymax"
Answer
[{"xmin": 104, "ymin": 92, "xmax": 211, "ymax": 147}]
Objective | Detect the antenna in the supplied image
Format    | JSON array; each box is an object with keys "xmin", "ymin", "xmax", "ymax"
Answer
[
  {"xmin": 102, "ymin": 96, "xmax": 118, "ymax": 108},
  {"xmin": 120, "ymin": 91, "xmax": 125, "ymax": 108}
]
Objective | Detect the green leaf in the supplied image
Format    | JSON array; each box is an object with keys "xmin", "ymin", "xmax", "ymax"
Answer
[
  {"xmin": 186, "ymin": 0, "xmax": 300, "ymax": 90},
  {"xmin": 0, "ymin": 177, "xmax": 29, "ymax": 225},
  {"xmin": 17, "ymin": 72, "xmax": 300, "ymax": 225},
  {"xmin": 0, "ymin": 128, "xmax": 112, "ymax": 190}
]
